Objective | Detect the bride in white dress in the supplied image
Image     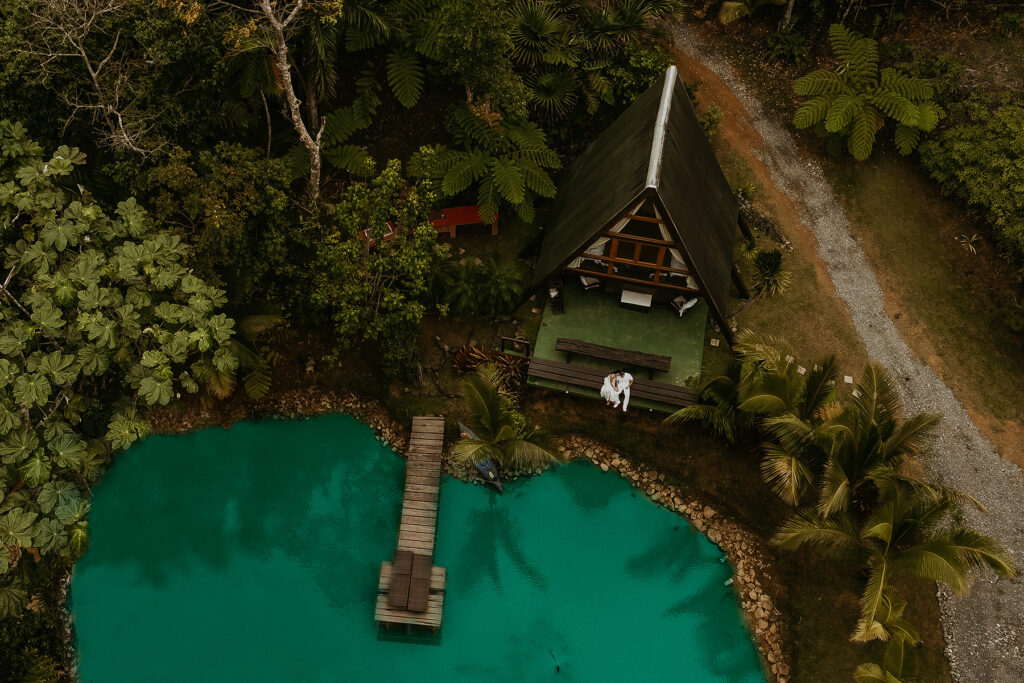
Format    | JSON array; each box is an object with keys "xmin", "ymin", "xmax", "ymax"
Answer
[{"xmin": 600, "ymin": 372, "xmax": 621, "ymax": 407}]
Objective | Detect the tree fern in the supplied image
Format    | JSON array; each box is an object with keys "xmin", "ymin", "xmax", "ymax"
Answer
[
  {"xmin": 491, "ymin": 157, "xmax": 526, "ymax": 204},
  {"xmin": 793, "ymin": 96, "xmax": 831, "ymax": 129},
  {"xmin": 243, "ymin": 364, "xmax": 271, "ymax": 400},
  {"xmin": 893, "ymin": 125, "xmax": 921, "ymax": 156},
  {"xmin": 793, "ymin": 24, "xmax": 940, "ymax": 159},
  {"xmin": 386, "ymin": 51, "xmax": 425, "ymax": 108},
  {"xmin": 519, "ymin": 158, "xmax": 557, "ymax": 196},
  {"xmin": 324, "ymin": 144, "xmax": 372, "ymax": 173},
  {"xmin": 441, "ymin": 150, "xmax": 489, "ymax": 195},
  {"xmin": 793, "ymin": 70, "xmax": 843, "ymax": 97},
  {"xmin": 825, "ymin": 94, "xmax": 863, "ymax": 133},
  {"xmin": 847, "ymin": 108, "xmax": 881, "ymax": 160}
]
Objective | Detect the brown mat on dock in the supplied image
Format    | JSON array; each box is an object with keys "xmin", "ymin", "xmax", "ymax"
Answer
[{"xmin": 407, "ymin": 552, "xmax": 433, "ymax": 612}]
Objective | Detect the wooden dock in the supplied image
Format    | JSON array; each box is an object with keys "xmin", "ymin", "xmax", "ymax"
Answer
[{"xmin": 375, "ymin": 415, "xmax": 447, "ymax": 631}]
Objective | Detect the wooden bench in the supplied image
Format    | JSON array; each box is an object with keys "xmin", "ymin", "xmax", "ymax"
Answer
[
  {"xmin": 430, "ymin": 205, "xmax": 498, "ymax": 238},
  {"xmin": 555, "ymin": 337, "xmax": 671, "ymax": 378},
  {"xmin": 527, "ymin": 357, "xmax": 695, "ymax": 408}
]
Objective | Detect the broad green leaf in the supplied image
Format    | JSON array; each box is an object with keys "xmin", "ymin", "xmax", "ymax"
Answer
[
  {"xmin": 0, "ymin": 402, "xmax": 17, "ymax": 436},
  {"xmin": 30, "ymin": 302, "xmax": 64, "ymax": 331},
  {"xmin": 141, "ymin": 350, "xmax": 169, "ymax": 368},
  {"xmin": 212, "ymin": 347, "xmax": 239, "ymax": 374},
  {"xmin": 40, "ymin": 217, "xmax": 78, "ymax": 251},
  {"xmin": 139, "ymin": 375, "xmax": 174, "ymax": 405},
  {"xmin": 66, "ymin": 521, "xmax": 89, "ymax": 557},
  {"xmin": 18, "ymin": 453, "xmax": 51, "ymax": 487},
  {"xmin": 0, "ymin": 359, "xmax": 15, "ymax": 387},
  {"xmin": 0, "ymin": 429, "xmax": 39, "ymax": 464},
  {"xmin": 0, "ymin": 584, "xmax": 28, "ymax": 617},
  {"xmin": 76, "ymin": 345, "xmax": 109, "ymax": 376},
  {"xmin": 34, "ymin": 517, "xmax": 67, "ymax": 553},
  {"xmin": 55, "ymin": 498, "xmax": 89, "ymax": 525},
  {"xmin": 206, "ymin": 314, "xmax": 235, "ymax": 343},
  {"xmin": 13, "ymin": 372, "xmax": 51, "ymax": 407},
  {"xmin": 48, "ymin": 433, "xmax": 86, "ymax": 468},
  {"xmin": 106, "ymin": 410, "xmax": 148, "ymax": 450},
  {"xmin": 0, "ymin": 508, "xmax": 38, "ymax": 547},
  {"xmin": 36, "ymin": 351, "xmax": 78, "ymax": 384},
  {"xmin": 38, "ymin": 480, "xmax": 81, "ymax": 514}
]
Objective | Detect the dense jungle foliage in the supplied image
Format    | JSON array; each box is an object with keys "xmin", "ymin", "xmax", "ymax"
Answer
[
  {"xmin": 0, "ymin": 1, "xmax": 693, "ymax": 675},
  {"xmin": 2, "ymin": 0, "xmax": 1021, "ymax": 680}
]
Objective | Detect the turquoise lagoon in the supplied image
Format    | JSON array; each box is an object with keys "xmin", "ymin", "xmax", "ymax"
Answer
[{"xmin": 71, "ymin": 414, "xmax": 763, "ymax": 682}]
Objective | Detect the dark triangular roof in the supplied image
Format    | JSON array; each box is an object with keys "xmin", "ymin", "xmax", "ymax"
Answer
[{"xmin": 533, "ymin": 66, "xmax": 739, "ymax": 329}]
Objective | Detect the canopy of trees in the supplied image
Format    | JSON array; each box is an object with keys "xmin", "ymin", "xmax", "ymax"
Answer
[{"xmin": 0, "ymin": 121, "xmax": 235, "ymax": 616}]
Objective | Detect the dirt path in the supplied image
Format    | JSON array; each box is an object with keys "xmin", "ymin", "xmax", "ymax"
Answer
[{"xmin": 668, "ymin": 20, "xmax": 1024, "ymax": 683}]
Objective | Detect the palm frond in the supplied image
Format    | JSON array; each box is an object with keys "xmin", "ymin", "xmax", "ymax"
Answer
[
  {"xmin": 772, "ymin": 507, "xmax": 864, "ymax": 560},
  {"xmin": 852, "ymin": 560, "xmax": 892, "ymax": 642},
  {"xmin": 761, "ymin": 442, "xmax": 816, "ymax": 506}
]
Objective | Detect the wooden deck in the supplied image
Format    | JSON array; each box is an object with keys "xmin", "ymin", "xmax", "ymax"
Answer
[{"xmin": 375, "ymin": 415, "xmax": 447, "ymax": 631}]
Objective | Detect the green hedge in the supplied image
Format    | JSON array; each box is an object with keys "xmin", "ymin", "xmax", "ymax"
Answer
[{"xmin": 919, "ymin": 100, "xmax": 1024, "ymax": 268}]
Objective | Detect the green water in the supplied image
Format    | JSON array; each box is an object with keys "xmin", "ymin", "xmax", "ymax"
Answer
[{"xmin": 72, "ymin": 414, "xmax": 763, "ymax": 682}]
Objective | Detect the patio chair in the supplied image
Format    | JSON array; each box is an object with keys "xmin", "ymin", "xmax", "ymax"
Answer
[{"xmin": 670, "ymin": 295, "xmax": 699, "ymax": 317}]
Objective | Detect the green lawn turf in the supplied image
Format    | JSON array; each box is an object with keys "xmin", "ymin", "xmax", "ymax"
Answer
[{"xmin": 528, "ymin": 281, "xmax": 708, "ymax": 412}]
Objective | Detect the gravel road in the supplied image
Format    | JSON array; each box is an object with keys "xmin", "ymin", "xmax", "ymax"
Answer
[{"xmin": 668, "ymin": 21, "xmax": 1024, "ymax": 682}]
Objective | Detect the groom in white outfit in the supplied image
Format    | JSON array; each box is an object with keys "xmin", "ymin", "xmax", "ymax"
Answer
[{"xmin": 616, "ymin": 369, "xmax": 634, "ymax": 413}]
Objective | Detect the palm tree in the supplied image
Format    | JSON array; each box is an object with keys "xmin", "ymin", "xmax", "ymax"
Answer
[
  {"xmin": 774, "ymin": 478, "xmax": 1016, "ymax": 642},
  {"xmin": 854, "ymin": 632, "xmax": 920, "ymax": 683},
  {"xmin": 813, "ymin": 364, "xmax": 941, "ymax": 517},
  {"xmin": 664, "ymin": 356, "xmax": 757, "ymax": 444},
  {"xmin": 453, "ymin": 367, "xmax": 561, "ymax": 470},
  {"xmin": 745, "ymin": 353, "xmax": 839, "ymax": 505}
]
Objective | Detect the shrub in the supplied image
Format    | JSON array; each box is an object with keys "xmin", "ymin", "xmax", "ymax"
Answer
[
  {"xmin": 701, "ymin": 103, "xmax": 724, "ymax": 139},
  {"xmin": 767, "ymin": 29, "xmax": 810, "ymax": 68},
  {"xmin": 792, "ymin": 25, "xmax": 942, "ymax": 160},
  {"xmin": 753, "ymin": 249, "xmax": 790, "ymax": 297},
  {"xmin": 918, "ymin": 102, "xmax": 1024, "ymax": 267}
]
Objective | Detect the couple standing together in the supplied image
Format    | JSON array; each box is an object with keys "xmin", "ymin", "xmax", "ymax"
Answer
[{"xmin": 600, "ymin": 370, "xmax": 634, "ymax": 412}]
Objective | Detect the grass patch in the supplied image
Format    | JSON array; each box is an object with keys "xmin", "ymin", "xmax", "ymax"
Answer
[{"xmin": 827, "ymin": 152, "xmax": 1024, "ymax": 461}]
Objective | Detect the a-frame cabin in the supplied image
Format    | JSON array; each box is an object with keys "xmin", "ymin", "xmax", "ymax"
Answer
[{"xmin": 531, "ymin": 65, "xmax": 748, "ymax": 345}]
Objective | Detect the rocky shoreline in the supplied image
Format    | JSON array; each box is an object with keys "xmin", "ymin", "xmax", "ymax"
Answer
[{"xmin": 145, "ymin": 388, "xmax": 791, "ymax": 682}]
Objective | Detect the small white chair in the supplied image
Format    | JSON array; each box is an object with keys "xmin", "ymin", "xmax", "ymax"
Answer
[{"xmin": 671, "ymin": 295, "xmax": 699, "ymax": 317}]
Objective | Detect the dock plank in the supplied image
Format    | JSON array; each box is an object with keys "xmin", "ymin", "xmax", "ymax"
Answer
[{"xmin": 377, "ymin": 415, "xmax": 448, "ymax": 631}]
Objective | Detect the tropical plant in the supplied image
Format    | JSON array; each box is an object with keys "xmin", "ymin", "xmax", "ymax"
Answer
[
  {"xmin": 766, "ymin": 28, "xmax": 810, "ymax": 68},
  {"xmin": 311, "ymin": 159, "xmax": 444, "ymax": 378},
  {"xmin": 203, "ymin": 313, "xmax": 287, "ymax": 401},
  {"xmin": 718, "ymin": 0, "xmax": 786, "ymax": 25},
  {"xmin": 509, "ymin": 0, "xmax": 683, "ymax": 121},
  {"xmin": 919, "ymin": 102, "xmax": 1024, "ymax": 267},
  {"xmin": 854, "ymin": 632, "xmax": 920, "ymax": 683},
  {"xmin": 421, "ymin": 107, "xmax": 560, "ymax": 222},
  {"xmin": 792, "ymin": 24, "xmax": 942, "ymax": 160},
  {"xmin": 752, "ymin": 249, "xmax": 789, "ymax": 297},
  {"xmin": 774, "ymin": 478, "xmax": 1015, "ymax": 642},
  {"xmin": 134, "ymin": 143, "xmax": 294, "ymax": 300},
  {"xmin": 664, "ymin": 357, "xmax": 758, "ymax": 444},
  {"xmin": 453, "ymin": 366, "xmax": 560, "ymax": 470},
  {"xmin": 452, "ymin": 347, "xmax": 528, "ymax": 391},
  {"xmin": 0, "ymin": 121, "xmax": 235, "ymax": 617},
  {"xmin": 813, "ymin": 364, "xmax": 941, "ymax": 517},
  {"xmin": 436, "ymin": 256, "xmax": 527, "ymax": 317}
]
